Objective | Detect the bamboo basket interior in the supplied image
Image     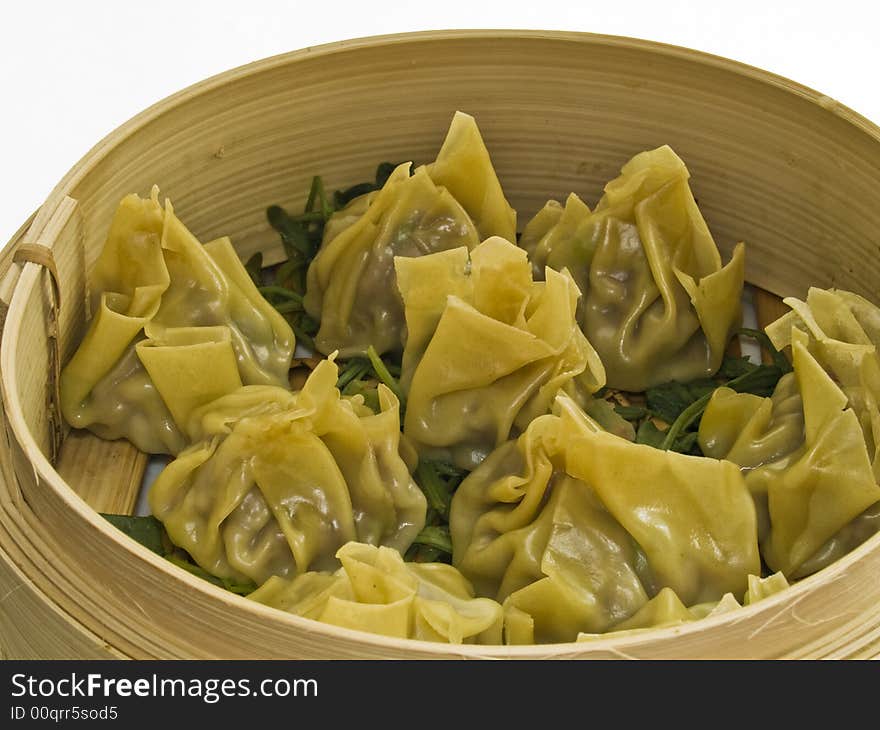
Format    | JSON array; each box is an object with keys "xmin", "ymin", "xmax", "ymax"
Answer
[{"xmin": 3, "ymin": 30, "xmax": 880, "ymax": 659}]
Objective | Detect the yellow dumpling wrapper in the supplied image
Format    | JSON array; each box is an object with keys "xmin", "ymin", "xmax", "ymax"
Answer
[
  {"xmin": 520, "ymin": 145, "xmax": 744, "ymax": 392},
  {"xmin": 149, "ymin": 359, "xmax": 427, "ymax": 586},
  {"xmin": 424, "ymin": 110, "xmax": 516, "ymax": 242},
  {"xmin": 304, "ymin": 111, "xmax": 516, "ymax": 360},
  {"xmin": 248, "ymin": 542, "xmax": 503, "ymax": 645},
  {"xmin": 304, "ymin": 164, "xmax": 480, "ymax": 358},
  {"xmin": 699, "ymin": 329, "xmax": 880, "ymax": 577},
  {"xmin": 575, "ymin": 573, "xmax": 790, "ymax": 642},
  {"xmin": 565, "ymin": 425, "xmax": 760, "ymax": 606},
  {"xmin": 397, "ymin": 237, "xmax": 605, "ymax": 470},
  {"xmin": 60, "ymin": 188, "xmax": 295, "ymax": 453},
  {"xmin": 451, "ymin": 392, "xmax": 758, "ymax": 644},
  {"xmin": 767, "ymin": 287, "xmax": 880, "ymax": 479},
  {"xmin": 520, "ymin": 192, "xmax": 593, "ymax": 284}
]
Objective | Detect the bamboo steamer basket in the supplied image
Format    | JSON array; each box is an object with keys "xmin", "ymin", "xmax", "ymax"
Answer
[{"xmin": 2, "ymin": 30, "xmax": 880, "ymax": 660}]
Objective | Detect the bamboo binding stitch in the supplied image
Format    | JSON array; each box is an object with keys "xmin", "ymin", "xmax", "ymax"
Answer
[{"xmin": 10, "ymin": 243, "xmax": 63, "ymax": 461}]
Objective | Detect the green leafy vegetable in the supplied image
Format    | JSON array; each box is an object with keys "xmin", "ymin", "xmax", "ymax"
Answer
[
  {"xmin": 716, "ymin": 355, "xmax": 755, "ymax": 380},
  {"xmin": 100, "ymin": 514, "xmax": 169, "ymax": 556},
  {"xmin": 101, "ymin": 514, "xmax": 255, "ymax": 596},
  {"xmin": 336, "ymin": 359, "xmax": 372, "ymax": 391},
  {"xmin": 366, "ymin": 345, "xmax": 406, "ymax": 406},
  {"xmin": 635, "ymin": 420, "xmax": 667, "ymax": 449},
  {"xmin": 331, "ymin": 345, "xmax": 405, "ymax": 418},
  {"xmin": 410, "ymin": 525, "xmax": 453, "ymax": 555},
  {"xmin": 165, "ymin": 554, "xmax": 256, "ymax": 596},
  {"xmin": 657, "ymin": 359, "xmax": 787, "ymax": 452},
  {"xmin": 610, "ymin": 327, "xmax": 794, "ymax": 455},
  {"xmin": 405, "ymin": 459, "xmax": 469, "ymax": 563},
  {"xmin": 740, "ymin": 327, "xmax": 793, "ymax": 373},
  {"xmin": 333, "ymin": 161, "xmax": 406, "ymax": 208},
  {"xmin": 414, "ymin": 460, "xmax": 455, "ymax": 517},
  {"xmin": 613, "ymin": 404, "xmax": 649, "ymax": 421},
  {"xmin": 244, "ymin": 251, "xmax": 263, "ymax": 288},
  {"xmin": 646, "ymin": 378, "xmax": 717, "ymax": 425}
]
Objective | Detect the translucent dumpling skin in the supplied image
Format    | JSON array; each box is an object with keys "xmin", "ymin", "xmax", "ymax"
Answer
[
  {"xmin": 699, "ymin": 309, "xmax": 880, "ymax": 577},
  {"xmin": 450, "ymin": 393, "xmax": 759, "ymax": 643},
  {"xmin": 304, "ymin": 164, "xmax": 480, "ymax": 358},
  {"xmin": 60, "ymin": 187, "xmax": 295, "ymax": 454},
  {"xmin": 396, "ymin": 237, "xmax": 605, "ymax": 470},
  {"xmin": 520, "ymin": 146, "xmax": 744, "ymax": 392},
  {"xmin": 149, "ymin": 359, "xmax": 426, "ymax": 586},
  {"xmin": 576, "ymin": 572, "xmax": 789, "ymax": 640},
  {"xmin": 249, "ymin": 542, "xmax": 503, "ymax": 644},
  {"xmin": 304, "ymin": 111, "xmax": 515, "ymax": 358}
]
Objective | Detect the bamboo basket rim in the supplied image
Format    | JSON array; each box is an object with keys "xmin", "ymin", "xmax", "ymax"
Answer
[
  {"xmin": 4, "ymin": 29, "xmax": 880, "ymax": 657},
  {"xmin": 27, "ymin": 28, "xmax": 880, "ymax": 240}
]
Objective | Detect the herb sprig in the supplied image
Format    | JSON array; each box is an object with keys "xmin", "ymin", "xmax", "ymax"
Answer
[
  {"xmin": 101, "ymin": 514, "xmax": 256, "ymax": 596},
  {"xmin": 614, "ymin": 330, "xmax": 793, "ymax": 455},
  {"xmin": 406, "ymin": 459, "xmax": 469, "ymax": 563},
  {"xmin": 334, "ymin": 347, "xmax": 405, "ymax": 414}
]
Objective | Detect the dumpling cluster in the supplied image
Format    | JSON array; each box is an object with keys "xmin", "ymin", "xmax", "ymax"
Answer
[{"xmin": 62, "ymin": 112, "xmax": 880, "ymax": 647}]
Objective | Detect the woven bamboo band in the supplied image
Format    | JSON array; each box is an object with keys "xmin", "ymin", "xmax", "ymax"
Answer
[
  {"xmin": 13, "ymin": 244, "xmax": 61, "ymax": 306},
  {"xmin": 12, "ymin": 243, "xmax": 64, "ymax": 461}
]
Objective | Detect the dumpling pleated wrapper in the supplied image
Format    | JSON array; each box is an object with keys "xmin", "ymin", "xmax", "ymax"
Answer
[
  {"xmin": 149, "ymin": 359, "xmax": 427, "ymax": 587},
  {"xmin": 576, "ymin": 572, "xmax": 789, "ymax": 641},
  {"xmin": 519, "ymin": 145, "xmax": 745, "ymax": 392},
  {"xmin": 396, "ymin": 237, "xmax": 606, "ymax": 470},
  {"xmin": 698, "ymin": 372, "xmax": 804, "ymax": 472},
  {"xmin": 249, "ymin": 542, "xmax": 503, "ymax": 645},
  {"xmin": 766, "ymin": 287, "xmax": 880, "ymax": 479},
  {"xmin": 520, "ymin": 192, "xmax": 594, "ymax": 285},
  {"xmin": 423, "ymin": 111, "xmax": 516, "ymax": 242},
  {"xmin": 698, "ymin": 332, "xmax": 880, "ymax": 577},
  {"xmin": 450, "ymin": 393, "xmax": 759, "ymax": 644},
  {"xmin": 304, "ymin": 112, "xmax": 515, "ymax": 359},
  {"xmin": 60, "ymin": 188, "xmax": 295, "ymax": 454}
]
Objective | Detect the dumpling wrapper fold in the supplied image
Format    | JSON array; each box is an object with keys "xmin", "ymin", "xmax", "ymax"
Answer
[
  {"xmin": 60, "ymin": 187, "xmax": 295, "ymax": 453},
  {"xmin": 248, "ymin": 542, "xmax": 503, "ymax": 645},
  {"xmin": 397, "ymin": 237, "xmax": 605, "ymax": 470},
  {"xmin": 150, "ymin": 359, "xmax": 427, "ymax": 586}
]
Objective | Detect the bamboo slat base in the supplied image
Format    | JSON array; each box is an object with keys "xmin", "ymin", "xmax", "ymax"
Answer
[{"xmin": 55, "ymin": 432, "xmax": 147, "ymax": 516}]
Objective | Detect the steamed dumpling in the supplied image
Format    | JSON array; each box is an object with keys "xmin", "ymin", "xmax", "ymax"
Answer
[
  {"xmin": 520, "ymin": 145, "xmax": 745, "ymax": 392},
  {"xmin": 766, "ymin": 287, "xmax": 880, "ymax": 479},
  {"xmin": 304, "ymin": 112, "xmax": 515, "ymax": 358},
  {"xmin": 396, "ymin": 237, "xmax": 605, "ymax": 470},
  {"xmin": 149, "ymin": 359, "xmax": 427, "ymax": 586},
  {"xmin": 249, "ymin": 542, "xmax": 503, "ymax": 644},
  {"xmin": 698, "ymin": 327, "xmax": 880, "ymax": 577},
  {"xmin": 60, "ymin": 187, "xmax": 295, "ymax": 453},
  {"xmin": 304, "ymin": 164, "xmax": 479, "ymax": 357},
  {"xmin": 450, "ymin": 393, "xmax": 759, "ymax": 644}
]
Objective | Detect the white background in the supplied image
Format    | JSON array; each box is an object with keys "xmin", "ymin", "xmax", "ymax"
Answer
[{"xmin": 2, "ymin": 0, "xmax": 879, "ymax": 246}]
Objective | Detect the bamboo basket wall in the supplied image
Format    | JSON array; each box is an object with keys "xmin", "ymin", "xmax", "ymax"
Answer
[{"xmin": 2, "ymin": 30, "xmax": 880, "ymax": 659}]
